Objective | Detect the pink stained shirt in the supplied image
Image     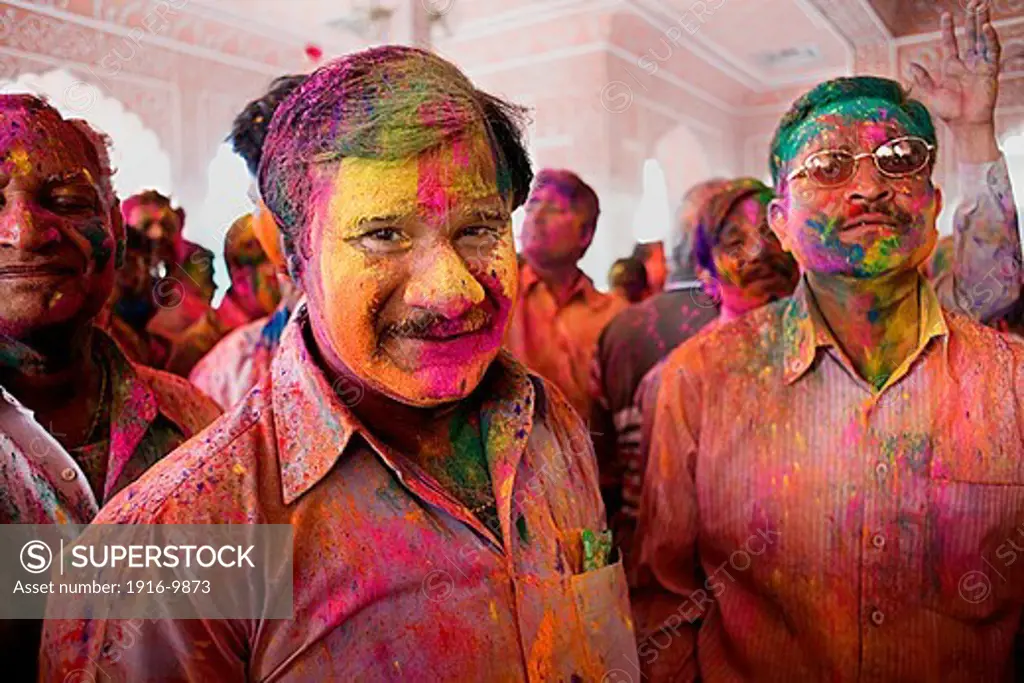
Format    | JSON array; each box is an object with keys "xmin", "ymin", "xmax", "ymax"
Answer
[{"xmin": 41, "ymin": 305, "xmax": 639, "ymax": 682}]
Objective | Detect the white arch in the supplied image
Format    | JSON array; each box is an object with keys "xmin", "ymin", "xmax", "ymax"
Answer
[
  {"xmin": 194, "ymin": 142, "xmax": 253, "ymax": 305},
  {"xmin": 632, "ymin": 158, "xmax": 672, "ymax": 244},
  {"xmin": 0, "ymin": 68, "xmax": 173, "ymax": 199}
]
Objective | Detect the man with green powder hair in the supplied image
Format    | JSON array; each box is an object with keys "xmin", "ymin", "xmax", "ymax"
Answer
[{"xmin": 631, "ymin": 4, "xmax": 1024, "ymax": 681}]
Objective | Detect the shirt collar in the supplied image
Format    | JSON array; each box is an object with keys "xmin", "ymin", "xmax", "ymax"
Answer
[
  {"xmin": 272, "ymin": 304, "xmax": 538, "ymax": 507},
  {"xmin": 782, "ymin": 274, "xmax": 949, "ymax": 386},
  {"xmin": 520, "ymin": 263, "xmax": 599, "ymax": 309},
  {"xmin": 94, "ymin": 329, "xmax": 160, "ymax": 499}
]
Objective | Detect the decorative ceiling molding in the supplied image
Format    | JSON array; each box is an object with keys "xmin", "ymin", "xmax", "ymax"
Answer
[
  {"xmin": 805, "ymin": 0, "xmax": 891, "ymax": 44},
  {"xmin": 623, "ymin": 0, "xmax": 762, "ymax": 90},
  {"xmin": 440, "ymin": 0, "xmax": 621, "ymax": 43},
  {"xmin": 2, "ymin": 0, "xmax": 298, "ymax": 75},
  {"xmin": 184, "ymin": 0, "xmax": 352, "ymax": 51},
  {"xmin": 628, "ymin": 0, "xmax": 854, "ymax": 94}
]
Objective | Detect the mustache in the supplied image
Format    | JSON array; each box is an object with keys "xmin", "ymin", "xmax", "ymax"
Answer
[
  {"xmin": 381, "ymin": 306, "xmax": 494, "ymax": 341},
  {"xmin": 844, "ymin": 202, "xmax": 914, "ymax": 228}
]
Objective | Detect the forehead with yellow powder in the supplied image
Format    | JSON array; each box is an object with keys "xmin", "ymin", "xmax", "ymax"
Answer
[
  {"xmin": 320, "ymin": 132, "xmax": 506, "ymax": 235},
  {"xmin": 0, "ymin": 108, "xmax": 100, "ymax": 190}
]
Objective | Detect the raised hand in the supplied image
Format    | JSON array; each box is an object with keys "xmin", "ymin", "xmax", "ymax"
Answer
[{"xmin": 908, "ymin": 1, "xmax": 1000, "ymax": 129}]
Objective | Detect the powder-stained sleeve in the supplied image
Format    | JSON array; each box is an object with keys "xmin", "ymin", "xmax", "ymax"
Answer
[
  {"xmin": 629, "ymin": 345, "xmax": 703, "ymax": 683},
  {"xmin": 934, "ymin": 156, "xmax": 1023, "ymax": 322}
]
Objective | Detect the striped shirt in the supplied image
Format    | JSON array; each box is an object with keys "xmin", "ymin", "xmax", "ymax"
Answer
[{"xmin": 631, "ymin": 275, "xmax": 1024, "ymax": 682}]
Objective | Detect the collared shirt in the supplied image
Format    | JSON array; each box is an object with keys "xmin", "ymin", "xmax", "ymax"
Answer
[
  {"xmin": 41, "ymin": 306, "xmax": 639, "ymax": 682},
  {"xmin": 506, "ymin": 264, "xmax": 628, "ymax": 418},
  {"xmin": 631, "ymin": 276, "xmax": 1024, "ymax": 682},
  {"xmin": 589, "ymin": 285, "xmax": 719, "ymax": 555},
  {"xmin": 0, "ymin": 329, "xmax": 222, "ymax": 525},
  {"xmin": 189, "ymin": 300, "xmax": 293, "ymax": 410}
]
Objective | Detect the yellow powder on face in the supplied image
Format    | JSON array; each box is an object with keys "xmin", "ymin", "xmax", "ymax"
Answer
[
  {"xmin": 7, "ymin": 147, "xmax": 31, "ymax": 176},
  {"xmin": 322, "ymin": 131, "xmax": 504, "ymax": 237}
]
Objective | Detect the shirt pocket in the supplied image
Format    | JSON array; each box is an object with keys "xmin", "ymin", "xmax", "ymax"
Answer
[
  {"xmin": 569, "ymin": 558, "xmax": 639, "ymax": 679},
  {"xmin": 924, "ymin": 451, "xmax": 1024, "ymax": 621}
]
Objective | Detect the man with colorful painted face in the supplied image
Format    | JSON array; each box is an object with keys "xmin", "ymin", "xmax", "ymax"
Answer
[
  {"xmin": 691, "ymin": 179, "xmax": 800, "ymax": 327},
  {"xmin": 508, "ymin": 169, "xmax": 628, "ymax": 419},
  {"xmin": 0, "ymin": 94, "xmax": 221, "ymax": 680},
  {"xmin": 631, "ymin": 7, "xmax": 1024, "ymax": 682},
  {"xmin": 120, "ymin": 188, "xmax": 185, "ymax": 275},
  {"xmin": 42, "ymin": 47, "xmax": 638, "ymax": 681},
  {"xmin": 188, "ymin": 74, "xmax": 305, "ymax": 409},
  {"xmin": 211, "ymin": 213, "xmax": 280, "ymax": 331}
]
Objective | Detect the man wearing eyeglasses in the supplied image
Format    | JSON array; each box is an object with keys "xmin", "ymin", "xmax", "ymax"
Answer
[{"xmin": 630, "ymin": 5, "xmax": 1024, "ymax": 682}]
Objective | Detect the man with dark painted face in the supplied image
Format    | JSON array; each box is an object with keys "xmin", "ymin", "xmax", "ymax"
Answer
[
  {"xmin": 121, "ymin": 188, "xmax": 185, "ymax": 272},
  {"xmin": 631, "ymin": 6, "xmax": 1024, "ymax": 681},
  {"xmin": 0, "ymin": 94, "xmax": 221, "ymax": 680},
  {"xmin": 42, "ymin": 47, "xmax": 638, "ymax": 681}
]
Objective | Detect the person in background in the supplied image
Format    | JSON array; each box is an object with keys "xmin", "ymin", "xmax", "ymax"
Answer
[
  {"xmin": 147, "ymin": 240, "xmax": 222, "ymax": 376},
  {"xmin": 608, "ymin": 256, "xmax": 650, "ymax": 304},
  {"xmin": 211, "ymin": 213, "xmax": 281, "ymax": 332},
  {"xmin": 120, "ymin": 188, "xmax": 185, "ymax": 275},
  {"xmin": 99, "ymin": 222, "xmax": 166, "ymax": 366},
  {"xmin": 189, "ymin": 73, "xmax": 306, "ymax": 409},
  {"xmin": 589, "ymin": 180, "xmax": 726, "ymax": 554},
  {"xmin": 42, "ymin": 46, "xmax": 637, "ymax": 680},
  {"xmin": 507, "ymin": 169, "xmax": 628, "ymax": 419},
  {"xmin": 629, "ymin": 179, "xmax": 801, "ymax": 545},
  {"xmin": 633, "ymin": 241, "xmax": 667, "ymax": 294},
  {"xmin": 631, "ymin": 5, "xmax": 1023, "ymax": 680},
  {"xmin": 689, "ymin": 179, "xmax": 800, "ymax": 330},
  {"xmin": 0, "ymin": 94, "xmax": 221, "ymax": 680}
]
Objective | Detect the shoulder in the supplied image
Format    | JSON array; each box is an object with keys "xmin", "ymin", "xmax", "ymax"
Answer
[
  {"xmin": 96, "ymin": 379, "xmax": 270, "ymax": 524},
  {"xmin": 666, "ymin": 301, "xmax": 786, "ymax": 381},
  {"xmin": 945, "ymin": 310, "xmax": 1024, "ymax": 366},
  {"xmin": 133, "ymin": 364, "xmax": 222, "ymax": 435},
  {"xmin": 188, "ymin": 318, "xmax": 266, "ymax": 383},
  {"xmin": 600, "ymin": 296, "xmax": 658, "ymax": 347},
  {"xmin": 524, "ymin": 371, "xmax": 601, "ymax": 489}
]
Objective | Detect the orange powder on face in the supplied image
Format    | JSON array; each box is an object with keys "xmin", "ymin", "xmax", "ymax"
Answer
[{"xmin": 312, "ymin": 133, "xmax": 516, "ymax": 406}]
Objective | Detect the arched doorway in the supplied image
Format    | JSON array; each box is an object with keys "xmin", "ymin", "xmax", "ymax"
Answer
[
  {"xmin": 0, "ymin": 68, "xmax": 173, "ymax": 199},
  {"xmin": 194, "ymin": 142, "xmax": 253, "ymax": 306}
]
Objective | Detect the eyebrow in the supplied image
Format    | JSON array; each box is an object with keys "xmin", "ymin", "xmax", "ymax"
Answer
[
  {"xmin": 352, "ymin": 214, "xmax": 404, "ymax": 230},
  {"xmin": 45, "ymin": 170, "xmax": 96, "ymax": 186}
]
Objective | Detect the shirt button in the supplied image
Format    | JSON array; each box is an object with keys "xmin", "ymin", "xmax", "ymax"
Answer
[
  {"xmin": 872, "ymin": 534, "xmax": 885, "ymax": 549},
  {"xmin": 875, "ymin": 462, "xmax": 889, "ymax": 477},
  {"xmin": 870, "ymin": 609, "xmax": 885, "ymax": 626},
  {"xmin": 60, "ymin": 468, "xmax": 77, "ymax": 482}
]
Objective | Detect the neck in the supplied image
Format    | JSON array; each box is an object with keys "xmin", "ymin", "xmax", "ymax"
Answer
[
  {"xmin": 806, "ymin": 269, "xmax": 922, "ymax": 388},
  {"xmin": 528, "ymin": 261, "xmax": 583, "ymax": 305},
  {"xmin": 307, "ymin": 323, "xmax": 477, "ymax": 461},
  {"xmin": 0, "ymin": 324, "xmax": 102, "ymax": 447}
]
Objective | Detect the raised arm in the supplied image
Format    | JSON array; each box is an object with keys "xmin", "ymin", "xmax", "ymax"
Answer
[{"xmin": 910, "ymin": 2, "xmax": 1022, "ymax": 320}]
